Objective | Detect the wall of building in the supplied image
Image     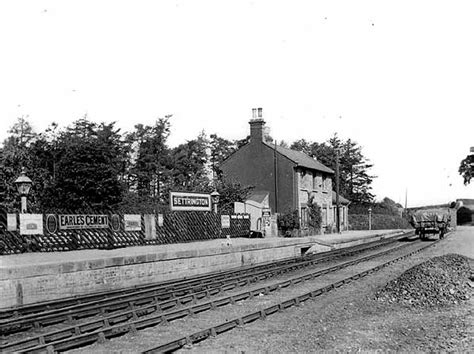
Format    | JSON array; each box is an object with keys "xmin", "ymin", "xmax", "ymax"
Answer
[
  {"xmin": 296, "ymin": 168, "xmax": 333, "ymax": 227},
  {"xmin": 221, "ymin": 142, "xmax": 296, "ymax": 213}
]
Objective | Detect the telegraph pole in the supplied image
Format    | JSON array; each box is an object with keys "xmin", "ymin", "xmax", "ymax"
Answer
[
  {"xmin": 274, "ymin": 139, "xmax": 278, "ymax": 213},
  {"xmin": 335, "ymin": 149, "xmax": 340, "ymax": 233}
]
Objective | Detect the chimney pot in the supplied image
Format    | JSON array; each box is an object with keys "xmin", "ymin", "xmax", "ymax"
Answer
[{"xmin": 249, "ymin": 108, "xmax": 265, "ymax": 143}]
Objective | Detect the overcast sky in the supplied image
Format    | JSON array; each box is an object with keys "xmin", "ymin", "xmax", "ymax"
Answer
[{"xmin": 1, "ymin": 1, "xmax": 473, "ymax": 207}]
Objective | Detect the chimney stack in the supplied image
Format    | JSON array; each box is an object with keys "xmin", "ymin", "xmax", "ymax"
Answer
[{"xmin": 249, "ymin": 107, "xmax": 265, "ymax": 143}]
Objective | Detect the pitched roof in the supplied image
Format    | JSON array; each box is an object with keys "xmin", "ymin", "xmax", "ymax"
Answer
[
  {"xmin": 332, "ymin": 191, "xmax": 350, "ymax": 205},
  {"xmin": 248, "ymin": 191, "xmax": 269, "ymax": 204},
  {"xmin": 457, "ymin": 198, "xmax": 474, "ymax": 206},
  {"xmin": 263, "ymin": 141, "xmax": 334, "ymax": 174}
]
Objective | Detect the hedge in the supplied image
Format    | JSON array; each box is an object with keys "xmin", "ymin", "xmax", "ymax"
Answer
[{"xmin": 349, "ymin": 214, "xmax": 412, "ymax": 230}]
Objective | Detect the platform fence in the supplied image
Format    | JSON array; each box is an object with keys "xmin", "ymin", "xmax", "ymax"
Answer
[{"xmin": 0, "ymin": 210, "xmax": 251, "ymax": 254}]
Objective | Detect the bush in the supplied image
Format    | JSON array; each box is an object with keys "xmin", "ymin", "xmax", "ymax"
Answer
[
  {"xmin": 277, "ymin": 209, "xmax": 300, "ymax": 234},
  {"xmin": 307, "ymin": 197, "xmax": 322, "ymax": 231},
  {"xmin": 349, "ymin": 214, "xmax": 412, "ymax": 230}
]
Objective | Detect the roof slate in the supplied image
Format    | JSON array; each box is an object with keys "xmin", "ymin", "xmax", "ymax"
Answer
[
  {"xmin": 263, "ymin": 141, "xmax": 334, "ymax": 174},
  {"xmin": 248, "ymin": 191, "xmax": 269, "ymax": 204},
  {"xmin": 332, "ymin": 191, "xmax": 350, "ymax": 205}
]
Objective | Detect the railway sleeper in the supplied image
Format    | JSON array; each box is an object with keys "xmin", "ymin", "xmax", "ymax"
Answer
[
  {"xmin": 6, "ymin": 234, "xmax": 418, "ymax": 352},
  {"xmin": 148, "ymin": 236, "xmax": 433, "ymax": 353}
]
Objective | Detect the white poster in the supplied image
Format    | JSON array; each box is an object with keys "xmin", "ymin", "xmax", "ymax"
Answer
[
  {"xmin": 157, "ymin": 214, "xmax": 164, "ymax": 227},
  {"xmin": 19, "ymin": 214, "xmax": 44, "ymax": 235},
  {"xmin": 7, "ymin": 213, "xmax": 17, "ymax": 231},
  {"xmin": 144, "ymin": 214, "xmax": 156, "ymax": 240},
  {"xmin": 221, "ymin": 215, "xmax": 231, "ymax": 228},
  {"xmin": 124, "ymin": 214, "xmax": 141, "ymax": 231}
]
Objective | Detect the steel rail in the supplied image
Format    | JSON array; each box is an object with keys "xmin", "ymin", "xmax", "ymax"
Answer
[
  {"xmin": 1, "ymin": 233, "xmax": 422, "ymax": 353},
  {"xmin": 0, "ymin": 240, "xmax": 352, "ymax": 321},
  {"xmin": 0, "ymin": 231, "xmax": 410, "ymax": 322},
  {"xmin": 0, "ymin": 253, "xmax": 305, "ymax": 320},
  {"xmin": 143, "ymin": 236, "xmax": 445, "ymax": 353},
  {"xmin": 1, "ymin": 232, "xmax": 412, "ymax": 335}
]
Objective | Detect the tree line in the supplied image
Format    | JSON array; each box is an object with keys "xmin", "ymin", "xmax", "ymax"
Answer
[{"xmin": 0, "ymin": 116, "xmax": 376, "ymax": 213}]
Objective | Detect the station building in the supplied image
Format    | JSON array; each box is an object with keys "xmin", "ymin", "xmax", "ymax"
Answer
[{"xmin": 221, "ymin": 109, "xmax": 349, "ymax": 232}]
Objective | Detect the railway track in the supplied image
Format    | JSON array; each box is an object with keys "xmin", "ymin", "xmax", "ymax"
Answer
[
  {"xmin": 0, "ymin": 232, "xmax": 419, "ymax": 352},
  {"xmin": 0, "ymin": 233, "xmax": 408, "ymax": 323},
  {"xmin": 146, "ymin": 235, "xmax": 447, "ymax": 353},
  {"xmin": 0, "ymin": 232, "xmax": 410, "ymax": 335}
]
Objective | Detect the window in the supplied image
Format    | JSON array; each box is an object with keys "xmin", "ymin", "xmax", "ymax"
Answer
[
  {"xmin": 301, "ymin": 207, "xmax": 309, "ymax": 228},
  {"xmin": 322, "ymin": 177, "xmax": 332, "ymax": 193},
  {"xmin": 321, "ymin": 205, "xmax": 327, "ymax": 226},
  {"xmin": 300, "ymin": 170, "xmax": 312, "ymax": 191}
]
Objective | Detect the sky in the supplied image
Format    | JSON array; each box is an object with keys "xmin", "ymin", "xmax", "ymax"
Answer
[{"xmin": 0, "ymin": 0, "xmax": 473, "ymax": 207}]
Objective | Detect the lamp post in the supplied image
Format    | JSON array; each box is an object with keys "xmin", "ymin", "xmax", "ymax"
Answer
[
  {"xmin": 368, "ymin": 207, "xmax": 372, "ymax": 231},
  {"xmin": 14, "ymin": 168, "xmax": 32, "ymax": 213},
  {"xmin": 210, "ymin": 190, "xmax": 220, "ymax": 214}
]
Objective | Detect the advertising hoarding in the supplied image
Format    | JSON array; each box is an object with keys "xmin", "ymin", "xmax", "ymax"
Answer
[
  {"xmin": 19, "ymin": 214, "xmax": 44, "ymax": 235},
  {"xmin": 7, "ymin": 214, "xmax": 17, "ymax": 231},
  {"xmin": 124, "ymin": 214, "xmax": 141, "ymax": 231},
  {"xmin": 58, "ymin": 215, "xmax": 109, "ymax": 230}
]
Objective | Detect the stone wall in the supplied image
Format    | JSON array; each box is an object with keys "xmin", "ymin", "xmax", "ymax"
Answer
[{"xmin": 0, "ymin": 239, "xmax": 316, "ymax": 309}]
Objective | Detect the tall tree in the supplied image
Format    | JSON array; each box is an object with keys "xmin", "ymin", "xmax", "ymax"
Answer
[
  {"xmin": 292, "ymin": 134, "xmax": 375, "ymax": 204},
  {"xmin": 459, "ymin": 153, "xmax": 474, "ymax": 185},
  {"xmin": 0, "ymin": 116, "xmax": 38, "ymax": 211},
  {"xmin": 126, "ymin": 116, "xmax": 172, "ymax": 200},
  {"xmin": 170, "ymin": 131, "xmax": 210, "ymax": 192},
  {"xmin": 209, "ymin": 133, "xmax": 237, "ymax": 181},
  {"xmin": 290, "ymin": 139, "xmax": 312, "ymax": 155},
  {"xmin": 38, "ymin": 118, "xmax": 127, "ymax": 211}
]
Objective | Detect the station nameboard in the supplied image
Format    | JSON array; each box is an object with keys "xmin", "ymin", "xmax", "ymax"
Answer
[
  {"xmin": 170, "ymin": 191, "xmax": 211, "ymax": 211},
  {"xmin": 59, "ymin": 215, "xmax": 109, "ymax": 230}
]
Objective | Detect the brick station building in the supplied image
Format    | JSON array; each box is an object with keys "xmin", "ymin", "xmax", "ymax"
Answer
[{"xmin": 221, "ymin": 109, "xmax": 349, "ymax": 231}]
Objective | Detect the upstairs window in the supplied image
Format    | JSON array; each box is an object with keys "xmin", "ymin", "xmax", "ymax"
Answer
[{"xmin": 322, "ymin": 177, "xmax": 331, "ymax": 193}]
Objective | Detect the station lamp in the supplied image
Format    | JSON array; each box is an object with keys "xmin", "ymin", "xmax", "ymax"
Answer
[
  {"xmin": 210, "ymin": 190, "xmax": 220, "ymax": 213},
  {"xmin": 14, "ymin": 168, "xmax": 32, "ymax": 213}
]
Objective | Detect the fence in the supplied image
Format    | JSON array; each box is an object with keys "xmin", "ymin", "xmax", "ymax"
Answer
[{"xmin": 0, "ymin": 211, "xmax": 251, "ymax": 255}]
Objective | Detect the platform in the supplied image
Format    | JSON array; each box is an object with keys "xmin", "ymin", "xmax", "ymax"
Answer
[{"xmin": 0, "ymin": 229, "xmax": 407, "ymax": 309}]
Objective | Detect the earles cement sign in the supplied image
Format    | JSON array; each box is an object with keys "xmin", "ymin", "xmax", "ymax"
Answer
[
  {"xmin": 59, "ymin": 215, "xmax": 109, "ymax": 230},
  {"xmin": 170, "ymin": 191, "xmax": 211, "ymax": 211}
]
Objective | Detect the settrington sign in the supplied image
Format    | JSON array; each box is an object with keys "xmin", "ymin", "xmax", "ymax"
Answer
[
  {"xmin": 170, "ymin": 191, "xmax": 211, "ymax": 211},
  {"xmin": 59, "ymin": 214, "xmax": 109, "ymax": 230}
]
